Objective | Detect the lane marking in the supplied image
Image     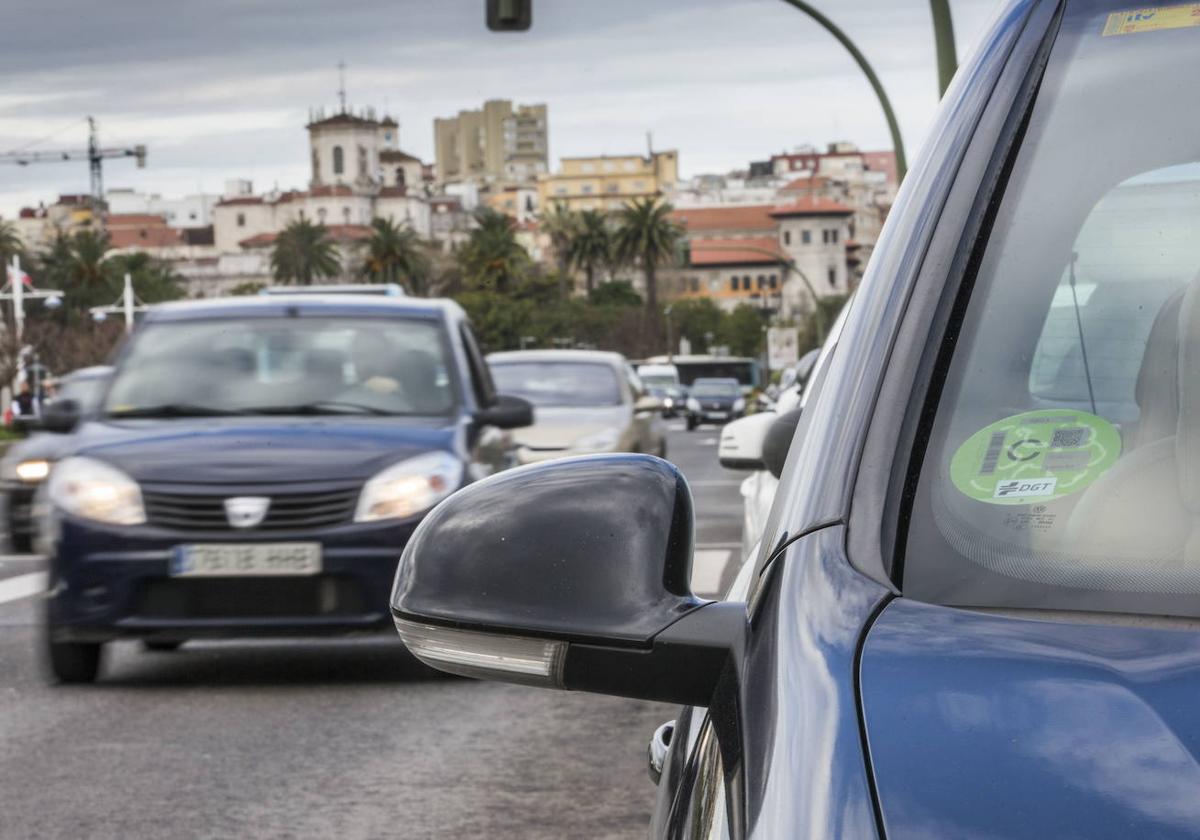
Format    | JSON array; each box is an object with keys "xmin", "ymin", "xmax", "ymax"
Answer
[
  {"xmin": 0, "ymin": 571, "xmax": 46, "ymax": 606},
  {"xmin": 700, "ymin": 437, "xmax": 718, "ymax": 446},
  {"xmin": 690, "ymin": 549, "xmax": 731, "ymax": 597}
]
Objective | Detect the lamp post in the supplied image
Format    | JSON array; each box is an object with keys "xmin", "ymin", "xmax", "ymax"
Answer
[
  {"xmin": 3, "ymin": 256, "xmax": 64, "ymax": 342},
  {"xmin": 90, "ymin": 273, "xmax": 147, "ymax": 333}
]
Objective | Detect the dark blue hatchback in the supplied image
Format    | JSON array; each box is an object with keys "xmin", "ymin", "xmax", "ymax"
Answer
[{"xmin": 39, "ymin": 293, "xmax": 531, "ymax": 682}]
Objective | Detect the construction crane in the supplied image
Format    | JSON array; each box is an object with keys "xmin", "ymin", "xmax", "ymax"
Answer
[{"xmin": 0, "ymin": 116, "xmax": 147, "ymax": 212}]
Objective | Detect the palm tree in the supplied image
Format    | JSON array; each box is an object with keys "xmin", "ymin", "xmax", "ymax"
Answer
[
  {"xmin": 457, "ymin": 208, "xmax": 531, "ymax": 294},
  {"xmin": 67, "ymin": 229, "xmax": 112, "ymax": 287},
  {"xmin": 0, "ymin": 220, "xmax": 22, "ymax": 274},
  {"xmin": 539, "ymin": 202, "xmax": 578, "ymax": 297},
  {"xmin": 568, "ymin": 209, "xmax": 611, "ymax": 294},
  {"xmin": 613, "ymin": 197, "xmax": 683, "ymax": 319},
  {"xmin": 271, "ymin": 219, "xmax": 340, "ymax": 285},
  {"xmin": 361, "ymin": 217, "xmax": 431, "ymax": 295}
]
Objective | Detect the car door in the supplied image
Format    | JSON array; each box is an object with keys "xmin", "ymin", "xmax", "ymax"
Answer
[{"xmin": 650, "ymin": 2, "xmax": 1052, "ymax": 836}]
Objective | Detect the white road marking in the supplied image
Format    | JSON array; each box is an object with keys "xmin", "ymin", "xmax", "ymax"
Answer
[
  {"xmin": 667, "ymin": 424, "xmax": 686, "ymax": 432},
  {"xmin": 700, "ymin": 437, "xmax": 718, "ymax": 446},
  {"xmin": 690, "ymin": 548, "xmax": 731, "ymax": 598},
  {"xmin": 0, "ymin": 571, "xmax": 47, "ymax": 606}
]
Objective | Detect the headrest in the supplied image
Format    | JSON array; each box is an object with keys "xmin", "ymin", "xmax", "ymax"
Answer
[
  {"xmin": 1130, "ymin": 287, "xmax": 1184, "ymax": 450},
  {"xmin": 1175, "ymin": 273, "xmax": 1200, "ymax": 510}
]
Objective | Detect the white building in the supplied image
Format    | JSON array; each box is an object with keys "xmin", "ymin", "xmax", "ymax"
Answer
[{"xmin": 105, "ymin": 188, "xmax": 219, "ymax": 229}]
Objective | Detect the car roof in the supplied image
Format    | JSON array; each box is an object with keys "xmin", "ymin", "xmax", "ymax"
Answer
[
  {"xmin": 693, "ymin": 377, "xmax": 740, "ymax": 385},
  {"xmin": 487, "ymin": 349, "xmax": 627, "ymax": 366},
  {"xmin": 143, "ymin": 294, "xmax": 465, "ymax": 323}
]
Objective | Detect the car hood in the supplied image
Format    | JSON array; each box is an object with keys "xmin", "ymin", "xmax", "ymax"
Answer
[
  {"xmin": 512, "ymin": 405, "xmax": 629, "ymax": 450},
  {"xmin": 861, "ymin": 598, "xmax": 1200, "ymax": 839},
  {"xmin": 1, "ymin": 432, "xmax": 76, "ymax": 468},
  {"xmin": 69, "ymin": 417, "xmax": 460, "ymax": 484}
]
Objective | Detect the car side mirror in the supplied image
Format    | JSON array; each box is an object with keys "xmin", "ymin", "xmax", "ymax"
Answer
[
  {"xmin": 473, "ymin": 394, "xmax": 533, "ymax": 430},
  {"xmin": 12, "ymin": 414, "xmax": 43, "ymax": 433},
  {"xmin": 634, "ymin": 394, "xmax": 663, "ymax": 413},
  {"xmin": 41, "ymin": 399, "xmax": 82, "ymax": 434},
  {"xmin": 762, "ymin": 407, "xmax": 802, "ymax": 479},
  {"xmin": 717, "ymin": 413, "xmax": 777, "ymax": 471},
  {"xmin": 390, "ymin": 454, "xmax": 743, "ymax": 706}
]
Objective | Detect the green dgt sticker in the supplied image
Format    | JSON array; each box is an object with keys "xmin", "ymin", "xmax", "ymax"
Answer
[{"xmin": 950, "ymin": 409, "xmax": 1122, "ymax": 505}]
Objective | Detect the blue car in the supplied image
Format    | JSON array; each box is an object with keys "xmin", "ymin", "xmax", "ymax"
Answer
[
  {"xmin": 40, "ymin": 294, "xmax": 531, "ymax": 683},
  {"xmin": 389, "ymin": 2, "xmax": 1200, "ymax": 837}
]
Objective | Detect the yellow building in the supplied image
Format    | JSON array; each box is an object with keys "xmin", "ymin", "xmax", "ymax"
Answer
[{"xmin": 537, "ymin": 150, "xmax": 678, "ymax": 212}]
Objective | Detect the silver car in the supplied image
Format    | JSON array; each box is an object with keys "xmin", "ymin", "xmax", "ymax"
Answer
[{"xmin": 488, "ymin": 349, "xmax": 666, "ymax": 465}]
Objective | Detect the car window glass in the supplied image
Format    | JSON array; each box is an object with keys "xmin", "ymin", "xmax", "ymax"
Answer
[
  {"xmin": 904, "ymin": 3, "xmax": 1200, "ymax": 618},
  {"xmin": 460, "ymin": 323, "xmax": 497, "ymax": 407},
  {"xmin": 490, "ymin": 362, "xmax": 621, "ymax": 408},
  {"xmin": 105, "ymin": 317, "xmax": 455, "ymax": 416}
]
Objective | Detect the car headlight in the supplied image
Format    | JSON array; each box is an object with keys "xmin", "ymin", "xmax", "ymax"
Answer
[
  {"xmin": 573, "ymin": 428, "xmax": 621, "ymax": 453},
  {"xmin": 2, "ymin": 458, "xmax": 52, "ymax": 483},
  {"xmin": 662, "ymin": 397, "xmax": 674, "ymax": 409},
  {"xmin": 733, "ymin": 398, "xmax": 746, "ymax": 413},
  {"xmin": 355, "ymin": 451, "xmax": 463, "ymax": 523},
  {"xmin": 47, "ymin": 456, "xmax": 145, "ymax": 525},
  {"xmin": 686, "ymin": 398, "xmax": 700, "ymax": 411}
]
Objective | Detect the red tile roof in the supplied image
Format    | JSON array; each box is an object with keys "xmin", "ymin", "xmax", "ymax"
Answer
[
  {"xmin": 217, "ymin": 196, "xmax": 264, "ymax": 206},
  {"xmin": 779, "ymin": 175, "xmax": 830, "ymax": 193},
  {"xmin": 671, "ymin": 204, "xmax": 777, "ymax": 233},
  {"xmin": 105, "ymin": 214, "xmax": 185, "ymax": 249},
  {"xmin": 238, "ymin": 223, "xmax": 373, "ymax": 250},
  {"xmin": 690, "ymin": 237, "xmax": 786, "ymax": 267},
  {"xmin": 769, "ymin": 196, "xmax": 854, "ymax": 217}
]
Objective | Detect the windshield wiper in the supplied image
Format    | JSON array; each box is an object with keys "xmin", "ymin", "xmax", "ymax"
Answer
[
  {"xmin": 106, "ymin": 403, "xmax": 249, "ymax": 419},
  {"xmin": 240, "ymin": 401, "xmax": 394, "ymax": 416}
]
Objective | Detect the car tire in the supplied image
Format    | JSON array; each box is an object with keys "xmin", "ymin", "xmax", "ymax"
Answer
[
  {"xmin": 142, "ymin": 640, "xmax": 182, "ymax": 652},
  {"xmin": 686, "ymin": 417, "xmax": 697, "ymax": 431},
  {"xmin": 46, "ymin": 639, "xmax": 103, "ymax": 684}
]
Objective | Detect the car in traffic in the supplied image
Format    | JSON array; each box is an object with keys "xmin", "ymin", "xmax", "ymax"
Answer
[
  {"xmin": 0, "ymin": 365, "xmax": 111, "ymax": 552},
  {"xmin": 39, "ymin": 294, "xmax": 531, "ymax": 683},
  {"xmin": 389, "ymin": 3, "xmax": 1200, "ymax": 836},
  {"xmin": 683, "ymin": 377, "xmax": 744, "ymax": 430},
  {"xmin": 636, "ymin": 363, "xmax": 687, "ymax": 417},
  {"xmin": 487, "ymin": 349, "xmax": 666, "ymax": 463}
]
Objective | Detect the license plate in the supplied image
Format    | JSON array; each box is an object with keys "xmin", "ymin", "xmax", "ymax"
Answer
[
  {"xmin": 705, "ymin": 412, "xmax": 728, "ymax": 420},
  {"xmin": 170, "ymin": 543, "xmax": 322, "ymax": 577}
]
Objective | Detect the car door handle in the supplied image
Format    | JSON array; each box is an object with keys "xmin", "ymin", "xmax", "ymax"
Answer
[{"xmin": 647, "ymin": 719, "xmax": 675, "ymax": 785}]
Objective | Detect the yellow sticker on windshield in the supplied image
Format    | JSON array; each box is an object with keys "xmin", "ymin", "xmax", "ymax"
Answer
[{"xmin": 1102, "ymin": 5, "xmax": 1200, "ymax": 36}]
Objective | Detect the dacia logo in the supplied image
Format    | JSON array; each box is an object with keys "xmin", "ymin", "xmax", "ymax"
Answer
[{"xmin": 224, "ymin": 496, "xmax": 271, "ymax": 528}]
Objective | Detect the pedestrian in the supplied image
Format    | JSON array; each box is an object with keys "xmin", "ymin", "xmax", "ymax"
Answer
[{"xmin": 13, "ymin": 382, "xmax": 34, "ymax": 418}]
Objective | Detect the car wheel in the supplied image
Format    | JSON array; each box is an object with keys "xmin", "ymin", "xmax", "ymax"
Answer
[
  {"xmin": 46, "ymin": 639, "xmax": 103, "ymax": 684},
  {"xmin": 686, "ymin": 417, "xmax": 697, "ymax": 431},
  {"xmin": 142, "ymin": 640, "xmax": 183, "ymax": 652}
]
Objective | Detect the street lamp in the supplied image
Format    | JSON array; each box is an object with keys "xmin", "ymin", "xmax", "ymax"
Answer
[
  {"xmin": 89, "ymin": 272, "xmax": 147, "ymax": 334},
  {"xmin": 3, "ymin": 256, "xmax": 65, "ymax": 342}
]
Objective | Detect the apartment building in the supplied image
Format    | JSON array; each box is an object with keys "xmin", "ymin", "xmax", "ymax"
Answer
[
  {"xmin": 434, "ymin": 100, "xmax": 548, "ymax": 183},
  {"xmin": 537, "ymin": 150, "xmax": 678, "ymax": 212}
]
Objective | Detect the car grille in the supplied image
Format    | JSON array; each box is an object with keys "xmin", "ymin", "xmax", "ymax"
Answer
[
  {"xmin": 134, "ymin": 576, "xmax": 367, "ymax": 619},
  {"xmin": 142, "ymin": 485, "xmax": 360, "ymax": 531}
]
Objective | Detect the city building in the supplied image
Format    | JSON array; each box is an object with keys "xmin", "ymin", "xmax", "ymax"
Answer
[
  {"xmin": 537, "ymin": 150, "xmax": 678, "ymax": 212},
  {"xmin": 663, "ymin": 197, "xmax": 853, "ymax": 318},
  {"xmin": 211, "ymin": 106, "xmax": 431, "ymax": 259},
  {"xmin": 105, "ymin": 189, "xmax": 219, "ymax": 229},
  {"xmin": 434, "ymin": 100, "xmax": 548, "ymax": 184}
]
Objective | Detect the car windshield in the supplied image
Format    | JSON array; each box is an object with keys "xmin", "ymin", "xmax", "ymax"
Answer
[
  {"xmin": 490, "ymin": 361, "xmax": 621, "ymax": 408},
  {"xmin": 691, "ymin": 381, "xmax": 738, "ymax": 397},
  {"xmin": 904, "ymin": 1, "xmax": 1200, "ymax": 618},
  {"xmin": 104, "ymin": 317, "xmax": 455, "ymax": 417}
]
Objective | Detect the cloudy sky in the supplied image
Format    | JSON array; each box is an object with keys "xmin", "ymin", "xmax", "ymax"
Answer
[{"xmin": 0, "ymin": 0, "xmax": 1002, "ymax": 218}]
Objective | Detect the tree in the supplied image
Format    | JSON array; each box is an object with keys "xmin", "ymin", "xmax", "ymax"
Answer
[
  {"xmin": 361, "ymin": 217, "xmax": 431, "ymax": 294},
  {"xmin": 720, "ymin": 304, "xmax": 767, "ymax": 357},
  {"xmin": 457, "ymin": 208, "xmax": 531, "ymax": 294},
  {"xmin": 0, "ymin": 220, "xmax": 23, "ymax": 273},
  {"xmin": 668, "ymin": 298, "xmax": 723, "ymax": 350},
  {"xmin": 103, "ymin": 251, "xmax": 185, "ymax": 305},
  {"xmin": 270, "ymin": 219, "xmax": 340, "ymax": 285},
  {"xmin": 569, "ymin": 209, "xmax": 611, "ymax": 294},
  {"xmin": 588, "ymin": 280, "xmax": 641, "ymax": 308},
  {"xmin": 613, "ymin": 197, "xmax": 683, "ymax": 323},
  {"xmin": 539, "ymin": 202, "xmax": 578, "ymax": 298}
]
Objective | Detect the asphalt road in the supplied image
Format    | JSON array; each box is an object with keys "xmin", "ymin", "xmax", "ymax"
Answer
[{"xmin": 0, "ymin": 425, "xmax": 750, "ymax": 839}]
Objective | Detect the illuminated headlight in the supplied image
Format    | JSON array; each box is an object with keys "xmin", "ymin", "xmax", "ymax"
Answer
[
  {"xmin": 686, "ymin": 398, "xmax": 700, "ymax": 412},
  {"xmin": 573, "ymin": 428, "xmax": 621, "ymax": 453},
  {"xmin": 47, "ymin": 456, "xmax": 145, "ymax": 525},
  {"xmin": 2, "ymin": 458, "xmax": 52, "ymax": 483},
  {"xmin": 733, "ymin": 398, "xmax": 746, "ymax": 413},
  {"xmin": 354, "ymin": 451, "xmax": 463, "ymax": 522},
  {"xmin": 663, "ymin": 397, "xmax": 674, "ymax": 408}
]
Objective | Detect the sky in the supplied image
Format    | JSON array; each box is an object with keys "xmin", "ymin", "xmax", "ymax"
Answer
[{"xmin": 0, "ymin": 0, "xmax": 1002, "ymax": 218}]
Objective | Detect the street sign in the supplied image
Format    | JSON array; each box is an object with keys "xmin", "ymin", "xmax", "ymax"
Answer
[{"xmin": 767, "ymin": 326, "xmax": 800, "ymax": 370}]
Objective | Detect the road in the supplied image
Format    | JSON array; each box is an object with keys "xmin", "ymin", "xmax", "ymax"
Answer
[{"xmin": 0, "ymin": 425, "xmax": 750, "ymax": 839}]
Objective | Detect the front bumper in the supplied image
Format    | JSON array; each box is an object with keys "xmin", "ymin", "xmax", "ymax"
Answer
[{"xmin": 45, "ymin": 512, "xmax": 419, "ymax": 642}]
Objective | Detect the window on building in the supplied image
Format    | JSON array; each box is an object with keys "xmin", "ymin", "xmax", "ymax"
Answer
[
  {"xmin": 769, "ymin": 274, "xmax": 778, "ymax": 290},
  {"xmin": 729, "ymin": 277, "xmax": 739, "ymax": 291},
  {"xmin": 783, "ymin": 230, "xmax": 791, "ymax": 245},
  {"xmin": 802, "ymin": 230, "xmax": 811, "ymax": 245},
  {"xmin": 827, "ymin": 267, "xmax": 837, "ymax": 287},
  {"xmin": 358, "ymin": 145, "xmax": 368, "ymax": 177},
  {"xmin": 831, "ymin": 229, "xmax": 839, "ymax": 244},
  {"xmin": 742, "ymin": 276, "xmax": 752, "ymax": 291},
  {"xmin": 332, "ymin": 146, "xmax": 344, "ymax": 175},
  {"xmin": 343, "ymin": 206, "xmax": 351, "ymax": 223},
  {"xmin": 690, "ymin": 277, "xmax": 700, "ymax": 293},
  {"xmin": 822, "ymin": 229, "xmax": 830, "ymax": 244},
  {"xmin": 582, "ymin": 184, "xmax": 594, "ymax": 194},
  {"xmin": 756, "ymin": 275, "xmax": 765, "ymax": 289},
  {"xmin": 396, "ymin": 167, "xmax": 406, "ymax": 188},
  {"xmin": 606, "ymin": 183, "xmax": 619, "ymax": 193},
  {"xmin": 236, "ymin": 213, "xmax": 245, "ymax": 227}
]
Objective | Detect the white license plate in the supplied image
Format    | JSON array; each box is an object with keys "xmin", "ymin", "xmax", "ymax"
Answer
[
  {"xmin": 705, "ymin": 412, "xmax": 728, "ymax": 420},
  {"xmin": 170, "ymin": 543, "xmax": 322, "ymax": 577}
]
